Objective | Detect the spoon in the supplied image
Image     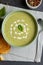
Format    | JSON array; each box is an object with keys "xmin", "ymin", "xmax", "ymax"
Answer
[{"xmin": 34, "ymin": 18, "xmax": 43, "ymax": 62}]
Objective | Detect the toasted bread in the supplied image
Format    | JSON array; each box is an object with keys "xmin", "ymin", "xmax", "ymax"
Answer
[{"xmin": 0, "ymin": 34, "xmax": 11, "ymax": 54}]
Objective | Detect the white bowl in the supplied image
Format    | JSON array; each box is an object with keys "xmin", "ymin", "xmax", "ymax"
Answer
[
  {"xmin": 2, "ymin": 11, "xmax": 38, "ymax": 47},
  {"xmin": 26, "ymin": 0, "xmax": 42, "ymax": 9}
]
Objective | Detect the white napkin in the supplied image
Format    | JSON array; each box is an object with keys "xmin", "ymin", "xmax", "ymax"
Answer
[{"xmin": 0, "ymin": 4, "xmax": 43, "ymax": 62}]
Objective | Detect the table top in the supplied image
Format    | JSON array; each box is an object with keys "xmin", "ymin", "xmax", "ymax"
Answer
[
  {"xmin": 0, "ymin": 0, "xmax": 43, "ymax": 65},
  {"xmin": 0, "ymin": 0, "xmax": 43, "ymax": 12}
]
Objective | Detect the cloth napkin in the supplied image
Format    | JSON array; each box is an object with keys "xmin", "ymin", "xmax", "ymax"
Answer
[{"xmin": 0, "ymin": 4, "xmax": 43, "ymax": 62}]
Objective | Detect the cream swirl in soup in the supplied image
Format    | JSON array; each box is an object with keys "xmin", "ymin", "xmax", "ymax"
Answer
[{"xmin": 10, "ymin": 19, "xmax": 29, "ymax": 39}]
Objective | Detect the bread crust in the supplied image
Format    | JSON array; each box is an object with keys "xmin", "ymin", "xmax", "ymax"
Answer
[{"xmin": 0, "ymin": 34, "xmax": 11, "ymax": 54}]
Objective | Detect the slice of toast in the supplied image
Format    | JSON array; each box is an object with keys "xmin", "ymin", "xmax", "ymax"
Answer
[{"xmin": 0, "ymin": 34, "xmax": 11, "ymax": 54}]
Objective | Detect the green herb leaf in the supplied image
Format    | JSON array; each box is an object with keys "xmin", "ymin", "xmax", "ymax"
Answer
[
  {"xmin": 18, "ymin": 25, "xmax": 23, "ymax": 31},
  {"xmin": 0, "ymin": 7, "xmax": 6, "ymax": 17}
]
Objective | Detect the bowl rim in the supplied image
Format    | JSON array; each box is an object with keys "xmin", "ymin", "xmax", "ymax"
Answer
[
  {"xmin": 2, "ymin": 10, "xmax": 38, "ymax": 47},
  {"xmin": 26, "ymin": 0, "xmax": 42, "ymax": 9}
]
